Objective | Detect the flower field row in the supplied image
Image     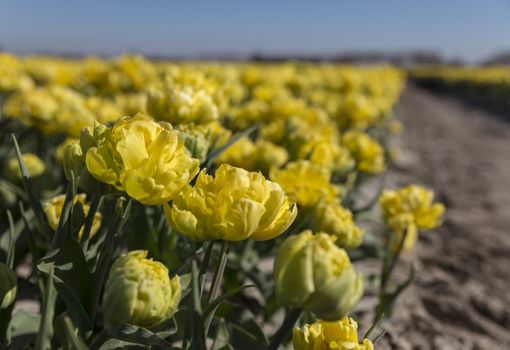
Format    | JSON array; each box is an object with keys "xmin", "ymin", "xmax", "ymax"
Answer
[
  {"xmin": 0, "ymin": 53, "xmax": 444, "ymax": 349},
  {"xmin": 411, "ymin": 65, "xmax": 510, "ymax": 107}
]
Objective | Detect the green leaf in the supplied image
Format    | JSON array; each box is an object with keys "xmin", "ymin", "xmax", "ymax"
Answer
[
  {"xmin": 50, "ymin": 170, "xmax": 77, "ymax": 251},
  {"xmin": 229, "ymin": 318, "xmax": 268, "ymax": 350},
  {"xmin": 7, "ymin": 309, "xmax": 40, "ymax": 340},
  {"xmin": 80, "ymin": 195, "xmax": 102, "ymax": 250},
  {"xmin": 54, "ymin": 313, "xmax": 89, "ymax": 350},
  {"xmin": 211, "ymin": 319, "xmax": 230, "ymax": 350},
  {"xmin": 10, "ymin": 134, "xmax": 52, "ymax": 238},
  {"xmin": 89, "ymin": 198, "xmax": 132, "ymax": 321},
  {"xmin": 99, "ymin": 338, "xmax": 150, "ymax": 350},
  {"xmin": 108, "ymin": 324, "xmax": 172, "ymax": 347},
  {"xmin": 38, "ymin": 203, "xmax": 94, "ymax": 334},
  {"xmin": 183, "ymin": 260, "xmax": 206, "ymax": 350},
  {"xmin": 203, "ymin": 284, "xmax": 255, "ymax": 333},
  {"xmin": 0, "ymin": 210, "xmax": 33, "ymax": 261},
  {"xmin": 5, "ymin": 211, "xmax": 15, "ymax": 269},
  {"xmin": 35, "ymin": 265, "xmax": 57, "ymax": 350},
  {"xmin": 150, "ymin": 316, "xmax": 178, "ymax": 339}
]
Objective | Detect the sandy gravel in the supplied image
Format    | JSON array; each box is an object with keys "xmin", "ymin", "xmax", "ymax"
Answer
[{"xmin": 372, "ymin": 83, "xmax": 510, "ymax": 350}]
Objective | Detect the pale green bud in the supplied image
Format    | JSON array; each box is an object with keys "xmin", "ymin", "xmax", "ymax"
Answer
[
  {"xmin": 274, "ymin": 230, "xmax": 364, "ymax": 321},
  {"xmin": 103, "ymin": 251, "xmax": 181, "ymax": 328}
]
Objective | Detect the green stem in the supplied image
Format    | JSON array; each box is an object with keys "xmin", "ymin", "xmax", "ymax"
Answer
[
  {"xmin": 6, "ymin": 210, "xmax": 15, "ymax": 269},
  {"xmin": 35, "ymin": 265, "xmax": 56, "ymax": 350},
  {"xmin": 88, "ymin": 329, "xmax": 110, "ymax": 349},
  {"xmin": 206, "ymin": 240, "xmax": 230, "ymax": 305},
  {"xmin": 80, "ymin": 195, "xmax": 102, "ymax": 252},
  {"xmin": 199, "ymin": 241, "xmax": 215, "ymax": 297},
  {"xmin": 89, "ymin": 199, "xmax": 131, "ymax": 321},
  {"xmin": 376, "ymin": 227, "xmax": 409, "ymax": 319},
  {"xmin": 266, "ymin": 308, "xmax": 302, "ymax": 350}
]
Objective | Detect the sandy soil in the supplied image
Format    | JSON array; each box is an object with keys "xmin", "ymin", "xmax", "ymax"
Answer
[{"xmin": 372, "ymin": 83, "xmax": 510, "ymax": 350}]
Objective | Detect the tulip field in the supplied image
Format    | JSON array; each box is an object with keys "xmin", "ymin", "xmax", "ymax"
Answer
[{"xmin": 0, "ymin": 53, "xmax": 450, "ymax": 349}]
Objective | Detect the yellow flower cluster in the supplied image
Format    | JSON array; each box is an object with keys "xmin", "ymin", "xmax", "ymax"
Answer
[
  {"xmin": 2, "ymin": 55, "xmax": 403, "ymax": 142},
  {"xmin": 164, "ymin": 164, "xmax": 297, "ymax": 241},
  {"xmin": 215, "ymin": 137, "xmax": 288, "ymax": 174},
  {"xmin": 379, "ymin": 184, "xmax": 445, "ymax": 252},
  {"xmin": 293, "ymin": 317, "xmax": 373, "ymax": 350},
  {"xmin": 3, "ymin": 86, "xmax": 97, "ymax": 137},
  {"xmin": 412, "ymin": 65, "xmax": 510, "ymax": 89},
  {"xmin": 342, "ymin": 131, "xmax": 385, "ymax": 174},
  {"xmin": 0, "ymin": 55, "xmax": 413, "ymax": 344},
  {"xmin": 0, "ymin": 53, "xmax": 34, "ymax": 92},
  {"xmin": 270, "ymin": 161, "xmax": 339, "ymax": 208}
]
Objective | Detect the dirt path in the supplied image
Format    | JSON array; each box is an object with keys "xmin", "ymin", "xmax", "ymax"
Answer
[{"xmin": 377, "ymin": 84, "xmax": 510, "ymax": 350}]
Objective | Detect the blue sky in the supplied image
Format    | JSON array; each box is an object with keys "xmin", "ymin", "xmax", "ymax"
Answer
[{"xmin": 1, "ymin": 0, "xmax": 509, "ymax": 62}]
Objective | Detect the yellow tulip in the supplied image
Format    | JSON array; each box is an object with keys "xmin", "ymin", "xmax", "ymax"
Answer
[
  {"xmin": 103, "ymin": 250, "xmax": 181, "ymax": 328},
  {"xmin": 379, "ymin": 184, "xmax": 445, "ymax": 253},
  {"xmin": 380, "ymin": 184, "xmax": 445, "ymax": 231},
  {"xmin": 293, "ymin": 317, "xmax": 373, "ymax": 350},
  {"xmin": 342, "ymin": 131, "xmax": 385, "ymax": 174},
  {"xmin": 270, "ymin": 160, "xmax": 339, "ymax": 207},
  {"xmin": 310, "ymin": 202, "xmax": 364, "ymax": 250},
  {"xmin": 215, "ymin": 137, "xmax": 288, "ymax": 174},
  {"xmin": 147, "ymin": 85, "xmax": 218, "ymax": 124},
  {"xmin": 164, "ymin": 164, "xmax": 297, "ymax": 241},
  {"xmin": 84, "ymin": 113, "xmax": 200, "ymax": 205}
]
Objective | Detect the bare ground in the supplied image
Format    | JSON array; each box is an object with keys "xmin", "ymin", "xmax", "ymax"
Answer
[{"xmin": 372, "ymin": 84, "xmax": 510, "ymax": 349}]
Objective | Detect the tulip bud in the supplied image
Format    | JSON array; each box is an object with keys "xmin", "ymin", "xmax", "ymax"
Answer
[
  {"xmin": 63, "ymin": 143, "xmax": 84, "ymax": 180},
  {"xmin": 0, "ymin": 263, "xmax": 17, "ymax": 309},
  {"xmin": 103, "ymin": 251, "xmax": 181, "ymax": 328},
  {"xmin": 293, "ymin": 316, "xmax": 373, "ymax": 350},
  {"xmin": 274, "ymin": 230, "xmax": 363, "ymax": 321}
]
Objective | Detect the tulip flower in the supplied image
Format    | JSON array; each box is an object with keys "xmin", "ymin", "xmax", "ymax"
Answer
[
  {"xmin": 83, "ymin": 113, "xmax": 200, "ymax": 205},
  {"xmin": 274, "ymin": 230, "xmax": 364, "ymax": 321},
  {"xmin": 293, "ymin": 316, "xmax": 373, "ymax": 350},
  {"xmin": 270, "ymin": 161, "xmax": 339, "ymax": 208},
  {"xmin": 103, "ymin": 250, "xmax": 181, "ymax": 328},
  {"xmin": 342, "ymin": 131, "xmax": 385, "ymax": 174},
  {"xmin": 310, "ymin": 202, "xmax": 364, "ymax": 250},
  {"xmin": 165, "ymin": 164, "xmax": 297, "ymax": 241}
]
